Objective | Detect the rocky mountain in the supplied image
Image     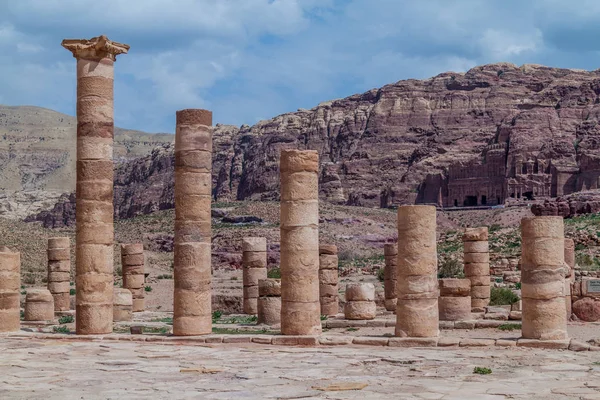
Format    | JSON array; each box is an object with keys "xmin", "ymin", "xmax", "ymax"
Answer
[
  {"xmin": 22, "ymin": 63, "xmax": 600, "ymax": 225},
  {"xmin": 0, "ymin": 105, "xmax": 173, "ymax": 192}
]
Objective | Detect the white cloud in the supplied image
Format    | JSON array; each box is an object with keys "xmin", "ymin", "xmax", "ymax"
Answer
[{"xmin": 2, "ymin": 0, "xmax": 600, "ymax": 133}]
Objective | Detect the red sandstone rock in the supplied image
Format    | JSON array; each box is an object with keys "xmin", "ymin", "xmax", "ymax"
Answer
[{"xmin": 572, "ymin": 297, "xmax": 600, "ymax": 322}]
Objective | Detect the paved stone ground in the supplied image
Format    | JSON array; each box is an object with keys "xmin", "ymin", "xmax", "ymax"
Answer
[{"xmin": 1, "ymin": 338, "xmax": 600, "ymax": 399}]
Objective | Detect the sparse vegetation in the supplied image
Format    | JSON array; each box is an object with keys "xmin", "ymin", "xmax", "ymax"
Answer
[
  {"xmin": 377, "ymin": 267, "xmax": 384, "ymax": 282},
  {"xmin": 320, "ymin": 315, "xmax": 328, "ymax": 321},
  {"xmin": 438, "ymin": 258, "xmax": 464, "ymax": 279},
  {"xmin": 267, "ymin": 268, "xmax": 281, "ymax": 279},
  {"xmin": 58, "ymin": 315, "xmax": 74, "ymax": 324},
  {"xmin": 214, "ymin": 315, "xmax": 258, "ymax": 325},
  {"xmin": 212, "ymin": 310, "xmax": 223, "ymax": 323},
  {"xmin": 473, "ymin": 367, "xmax": 492, "ymax": 375},
  {"xmin": 151, "ymin": 317, "xmax": 173, "ymax": 325},
  {"xmin": 489, "ymin": 287, "xmax": 520, "ymax": 306},
  {"xmin": 346, "ymin": 327, "xmax": 359, "ymax": 332},
  {"xmin": 498, "ymin": 323, "xmax": 521, "ymax": 331},
  {"xmin": 157, "ymin": 274, "xmax": 173, "ymax": 279},
  {"xmin": 69, "ymin": 288, "xmax": 76, "ymax": 295},
  {"xmin": 53, "ymin": 325, "xmax": 70, "ymax": 334},
  {"xmin": 230, "ymin": 276, "xmax": 238, "ymax": 281},
  {"xmin": 211, "ymin": 327, "xmax": 277, "ymax": 335},
  {"xmin": 144, "ymin": 285, "xmax": 153, "ymax": 292}
]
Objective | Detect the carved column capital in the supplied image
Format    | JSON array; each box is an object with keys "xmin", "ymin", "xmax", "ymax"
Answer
[{"xmin": 62, "ymin": 35, "xmax": 129, "ymax": 61}]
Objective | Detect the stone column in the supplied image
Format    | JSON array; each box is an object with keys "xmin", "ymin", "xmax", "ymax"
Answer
[
  {"xmin": 383, "ymin": 243, "xmax": 398, "ymax": 311},
  {"xmin": 24, "ymin": 289, "xmax": 55, "ymax": 322},
  {"xmin": 173, "ymin": 109, "xmax": 213, "ymax": 336},
  {"xmin": 564, "ymin": 238, "xmax": 575, "ymax": 318},
  {"xmin": 463, "ymin": 227, "xmax": 490, "ymax": 309},
  {"xmin": 47, "ymin": 237, "xmax": 71, "ymax": 311},
  {"xmin": 395, "ymin": 205, "xmax": 439, "ymax": 338},
  {"xmin": 344, "ymin": 283, "xmax": 376, "ymax": 320},
  {"xmin": 258, "ymin": 279, "xmax": 281, "ymax": 325},
  {"xmin": 242, "ymin": 237, "xmax": 267, "ymax": 315},
  {"xmin": 319, "ymin": 244, "xmax": 339, "ymax": 316},
  {"xmin": 62, "ymin": 36, "xmax": 129, "ymax": 335},
  {"xmin": 113, "ymin": 288, "xmax": 133, "ymax": 322},
  {"xmin": 280, "ymin": 149, "xmax": 321, "ymax": 335},
  {"xmin": 521, "ymin": 216, "xmax": 568, "ymax": 340},
  {"xmin": 121, "ymin": 244, "xmax": 145, "ymax": 312},
  {"xmin": 0, "ymin": 248, "xmax": 20, "ymax": 332},
  {"xmin": 438, "ymin": 278, "xmax": 471, "ymax": 321}
]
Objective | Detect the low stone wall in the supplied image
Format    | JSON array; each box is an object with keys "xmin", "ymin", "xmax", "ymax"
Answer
[{"xmin": 571, "ymin": 278, "xmax": 600, "ymax": 322}]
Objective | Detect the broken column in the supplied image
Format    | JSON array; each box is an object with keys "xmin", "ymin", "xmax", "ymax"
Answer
[
  {"xmin": 395, "ymin": 205, "xmax": 439, "ymax": 338},
  {"xmin": 438, "ymin": 278, "xmax": 471, "ymax": 321},
  {"xmin": 383, "ymin": 243, "xmax": 398, "ymax": 311},
  {"xmin": 173, "ymin": 109, "xmax": 213, "ymax": 336},
  {"xmin": 280, "ymin": 149, "xmax": 322, "ymax": 335},
  {"xmin": 62, "ymin": 36, "xmax": 129, "ymax": 335},
  {"xmin": 113, "ymin": 288, "xmax": 133, "ymax": 322},
  {"xmin": 24, "ymin": 289, "xmax": 55, "ymax": 322},
  {"xmin": 257, "ymin": 279, "xmax": 281, "ymax": 325},
  {"xmin": 242, "ymin": 237, "xmax": 267, "ymax": 315},
  {"xmin": 564, "ymin": 238, "xmax": 575, "ymax": 318},
  {"xmin": 521, "ymin": 216, "xmax": 568, "ymax": 340},
  {"xmin": 463, "ymin": 227, "xmax": 490, "ymax": 310},
  {"xmin": 344, "ymin": 283, "xmax": 376, "ymax": 320},
  {"xmin": 47, "ymin": 237, "xmax": 71, "ymax": 312},
  {"xmin": 121, "ymin": 243, "xmax": 145, "ymax": 312},
  {"xmin": 319, "ymin": 244, "xmax": 339, "ymax": 316},
  {"xmin": 0, "ymin": 248, "xmax": 20, "ymax": 332}
]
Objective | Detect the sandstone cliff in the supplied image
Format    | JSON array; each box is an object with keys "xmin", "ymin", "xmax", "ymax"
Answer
[{"xmin": 24, "ymin": 63, "xmax": 600, "ymax": 226}]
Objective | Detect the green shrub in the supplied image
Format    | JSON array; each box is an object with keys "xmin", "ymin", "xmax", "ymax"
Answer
[
  {"xmin": 473, "ymin": 367, "xmax": 492, "ymax": 375},
  {"xmin": 320, "ymin": 315, "xmax": 328, "ymax": 321},
  {"xmin": 489, "ymin": 287, "xmax": 520, "ymax": 305},
  {"xmin": 377, "ymin": 267, "xmax": 384, "ymax": 282},
  {"xmin": 58, "ymin": 315, "xmax": 74, "ymax": 324},
  {"xmin": 267, "ymin": 268, "xmax": 281, "ymax": 279},
  {"xmin": 53, "ymin": 325, "xmax": 70, "ymax": 334},
  {"xmin": 69, "ymin": 288, "xmax": 76, "ymax": 295},
  {"xmin": 157, "ymin": 274, "xmax": 173, "ymax": 279},
  {"xmin": 497, "ymin": 323, "xmax": 521, "ymax": 331},
  {"xmin": 144, "ymin": 285, "xmax": 153, "ymax": 292},
  {"xmin": 438, "ymin": 258, "xmax": 464, "ymax": 279},
  {"xmin": 212, "ymin": 310, "xmax": 222, "ymax": 323}
]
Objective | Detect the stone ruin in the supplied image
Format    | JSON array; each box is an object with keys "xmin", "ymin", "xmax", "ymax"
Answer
[{"xmin": 0, "ymin": 35, "xmax": 594, "ymax": 352}]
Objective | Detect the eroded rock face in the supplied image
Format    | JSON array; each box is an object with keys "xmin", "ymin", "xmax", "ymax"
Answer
[
  {"xmin": 531, "ymin": 190, "xmax": 600, "ymax": 217},
  {"xmin": 26, "ymin": 63, "xmax": 600, "ymax": 224}
]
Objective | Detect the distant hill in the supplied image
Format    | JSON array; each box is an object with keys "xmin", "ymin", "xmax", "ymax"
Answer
[{"xmin": 0, "ymin": 105, "xmax": 174, "ymax": 193}]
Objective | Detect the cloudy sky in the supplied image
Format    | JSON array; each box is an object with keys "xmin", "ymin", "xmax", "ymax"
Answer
[{"xmin": 1, "ymin": 0, "xmax": 599, "ymax": 133}]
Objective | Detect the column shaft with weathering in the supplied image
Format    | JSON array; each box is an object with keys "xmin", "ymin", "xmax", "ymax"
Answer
[
  {"xmin": 521, "ymin": 217, "xmax": 568, "ymax": 340},
  {"xmin": 62, "ymin": 36, "xmax": 129, "ymax": 335},
  {"xmin": 47, "ymin": 237, "xmax": 71, "ymax": 311},
  {"xmin": 121, "ymin": 243, "xmax": 145, "ymax": 312},
  {"xmin": 0, "ymin": 249, "xmax": 20, "ymax": 332},
  {"xmin": 242, "ymin": 237, "xmax": 267, "ymax": 314},
  {"xmin": 280, "ymin": 150, "xmax": 322, "ymax": 335},
  {"xmin": 395, "ymin": 206, "xmax": 439, "ymax": 338},
  {"xmin": 319, "ymin": 244, "xmax": 339, "ymax": 316},
  {"xmin": 383, "ymin": 243, "xmax": 398, "ymax": 311},
  {"xmin": 463, "ymin": 227, "xmax": 490, "ymax": 309},
  {"xmin": 173, "ymin": 109, "xmax": 213, "ymax": 336}
]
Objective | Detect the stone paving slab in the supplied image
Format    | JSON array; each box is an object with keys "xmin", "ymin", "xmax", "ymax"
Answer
[{"xmin": 1, "ymin": 337, "xmax": 600, "ymax": 399}]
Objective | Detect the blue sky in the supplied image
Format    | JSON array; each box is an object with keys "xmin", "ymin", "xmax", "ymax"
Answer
[{"xmin": 1, "ymin": 0, "xmax": 600, "ymax": 133}]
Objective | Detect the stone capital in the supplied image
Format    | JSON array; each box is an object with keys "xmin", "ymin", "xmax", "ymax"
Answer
[{"xmin": 62, "ymin": 35, "xmax": 129, "ymax": 61}]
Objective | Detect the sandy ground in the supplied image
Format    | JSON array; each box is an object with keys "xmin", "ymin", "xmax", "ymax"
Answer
[{"xmin": 1, "ymin": 337, "xmax": 600, "ymax": 399}]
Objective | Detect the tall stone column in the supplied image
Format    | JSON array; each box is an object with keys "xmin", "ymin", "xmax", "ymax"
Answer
[
  {"xmin": 173, "ymin": 109, "xmax": 213, "ymax": 336},
  {"xmin": 0, "ymin": 248, "xmax": 20, "ymax": 332},
  {"xmin": 62, "ymin": 36, "xmax": 129, "ymax": 335},
  {"xmin": 242, "ymin": 237, "xmax": 267, "ymax": 315},
  {"xmin": 521, "ymin": 217, "xmax": 568, "ymax": 340},
  {"xmin": 47, "ymin": 237, "xmax": 71, "ymax": 311},
  {"xmin": 383, "ymin": 243, "xmax": 398, "ymax": 311},
  {"xmin": 319, "ymin": 244, "xmax": 339, "ymax": 316},
  {"xmin": 395, "ymin": 206, "xmax": 439, "ymax": 338},
  {"xmin": 280, "ymin": 149, "xmax": 321, "ymax": 336},
  {"xmin": 463, "ymin": 227, "xmax": 490, "ymax": 309}
]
